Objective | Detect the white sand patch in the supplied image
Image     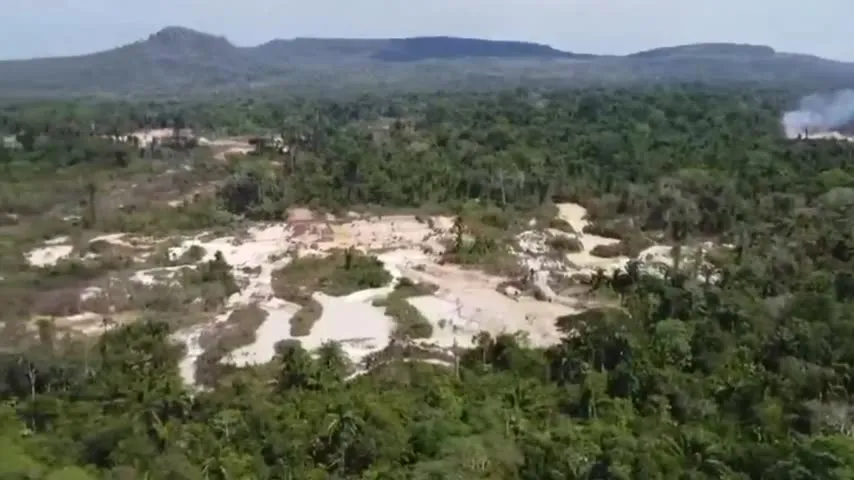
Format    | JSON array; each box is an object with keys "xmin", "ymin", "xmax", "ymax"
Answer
[
  {"xmin": 213, "ymin": 243, "xmax": 426, "ymax": 372},
  {"xmin": 635, "ymin": 242, "xmax": 723, "ymax": 280},
  {"xmin": 407, "ymin": 286, "xmax": 573, "ymax": 348},
  {"xmin": 176, "ymin": 325, "xmax": 207, "ymax": 385},
  {"xmin": 89, "ymin": 233, "xmax": 136, "ymax": 249},
  {"xmin": 132, "ymin": 266, "xmax": 191, "ymax": 286},
  {"xmin": 514, "ymin": 230, "xmax": 572, "ymax": 272},
  {"xmin": 169, "ymin": 224, "xmax": 300, "ymax": 384},
  {"xmin": 51, "ymin": 312, "xmax": 118, "ymax": 335},
  {"xmin": 163, "ymin": 210, "xmax": 642, "ymax": 385},
  {"xmin": 527, "ymin": 204, "xmax": 724, "ymax": 282},
  {"xmin": 44, "ymin": 236, "xmax": 70, "ymax": 246},
  {"xmin": 109, "ymin": 128, "xmax": 185, "ymax": 149},
  {"xmin": 80, "ymin": 286, "xmax": 103, "ymax": 302},
  {"xmin": 204, "ymin": 137, "xmax": 255, "ymax": 161},
  {"xmin": 318, "ymin": 215, "xmax": 452, "ymax": 252},
  {"xmin": 31, "ymin": 203, "xmax": 723, "ymax": 388},
  {"xmin": 86, "ymin": 233, "xmax": 160, "ymax": 262},
  {"xmin": 296, "ymin": 291, "xmax": 396, "ymax": 365},
  {"xmin": 224, "ymin": 298, "xmax": 300, "ymax": 367},
  {"xmin": 176, "ymin": 307, "xmax": 250, "ymax": 386},
  {"xmin": 44, "ymin": 311, "xmax": 139, "ymax": 337},
  {"xmin": 374, "ymin": 250, "xmax": 576, "ymax": 348},
  {"xmin": 636, "ymin": 245, "xmax": 676, "ymax": 270},
  {"xmin": 554, "ymin": 203, "xmax": 628, "ymax": 274},
  {"xmin": 61, "ymin": 312, "xmax": 110, "ymax": 335},
  {"xmin": 221, "ymin": 248, "xmax": 412, "ymax": 369},
  {"xmin": 216, "ymin": 145, "xmax": 254, "ymax": 160},
  {"xmin": 287, "ymin": 207, "xmax": 314, "ymax": 222},
  {"xmin": 26, "ymin": 242, "xmax": 73, "ymax": 267}
]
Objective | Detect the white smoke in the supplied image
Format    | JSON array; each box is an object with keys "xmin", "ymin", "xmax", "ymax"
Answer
[{"xmin": 782, "ymin": 89, "xmax": 854, "ymax": 139}]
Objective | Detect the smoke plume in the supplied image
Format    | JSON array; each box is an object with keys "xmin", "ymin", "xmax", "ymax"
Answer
[{"xmin": 782, "ymin": 89, "xmax": 854, "ymax": 139}]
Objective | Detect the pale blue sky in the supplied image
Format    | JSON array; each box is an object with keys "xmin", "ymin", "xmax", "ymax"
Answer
[{"xmin": 2, "ymin": 0, "xmax": 852, "ymax": 61}]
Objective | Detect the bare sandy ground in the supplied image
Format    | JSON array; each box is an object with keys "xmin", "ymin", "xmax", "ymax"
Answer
[
  {"xmin": 107, "ymin": 128, "xmax": 255, "ymax": 161},
  {"xmin": 105, "ymin": 128, "xmax": 179, "ymax": 148},
  {"xmin": 206, "ymin": 138, "xmax": 254, "ymax": 161},
  {"xmin": 378, "ymin": 248, "xmax": 576, "ymax": 348},
  {"xmin": 223, "ymin": 298, "xmax": 300, "ymax": 367},
  {"xmin": 26, "ymin": 243, "xmax": 74, "ymax": 268},
  {"xmin": 554, "ymin": 203, "xmax": 628, "ymax": 274},
  {"xmin": 21, "ymin": 202, "xmax": 724, "ymax": 386},
  {"xmin": 170, "ymin": 219, "xmax": 438, "ymax": 384},
  {"xmin": 165, "ymin": 224, "xmax": 297, "ymax": 383}
]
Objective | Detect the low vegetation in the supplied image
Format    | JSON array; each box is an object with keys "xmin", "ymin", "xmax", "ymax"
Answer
[
  {"xmin": 189, "ymin": 251, "xmax": 240, "ymax": 303},
  {"xmin": 582, "ymin": 218, "xmax": 635, "ymax": 240},
  {"xmin": 547, "ymin": 217, "xmax": 575, "ymax": 233},
  {"xmin": 373, "ymin": 278, "xmax": 439, "ymax": 339},
  {"xmin": 271, "ymin": 249, "xmax": 391, "ymax": 303},
  {"xmin": 546, "ymin": 235, "xmax": 583, "ymax": 253},
  {"xmin": 589, "ymin": 233, "xmax": 656, "ymax": 258},
  {"xmin": 196, "ymin": 304, "xmax": 268, "ymax": 385},
  {"xmin": 441, "ymin": 208, "xmax": 526, "ymax": 276},
  {"xmin": 289, "ymin": 298, "xmax": 323, "ymax": 337}
]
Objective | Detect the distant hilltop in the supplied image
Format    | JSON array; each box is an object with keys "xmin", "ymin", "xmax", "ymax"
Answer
[
  {"xmin": 628, "ymin": 43, "xmax": 776, "ymax": 58},
  {"xmin": 0, "ymin": 26, "xmax": 853, "ymax": 97}
]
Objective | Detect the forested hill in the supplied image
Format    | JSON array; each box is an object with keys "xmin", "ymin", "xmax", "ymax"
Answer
[
  {"xmin": 1, "ymin": 26, "xmax": 854, "ymax": 97},
  {"xmin": 370, "ymin": 36, "xmax": 589, "ymax": 61},
  {"xmin": 628, "ymin": 43, "xmax": 777, "ymax": 58}
]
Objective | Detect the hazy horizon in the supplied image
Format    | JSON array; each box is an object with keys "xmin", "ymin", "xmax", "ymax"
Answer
[{"xmin": 2, "ymin": 0, "xmax": 852, "ymax": 61}]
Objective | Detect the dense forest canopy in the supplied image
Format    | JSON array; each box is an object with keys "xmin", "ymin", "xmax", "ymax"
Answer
[{"xmin": 1, "ymin": 85, "xmax": 854, "ymax": 478}]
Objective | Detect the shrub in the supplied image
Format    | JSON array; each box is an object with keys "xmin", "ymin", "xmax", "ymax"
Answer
[
  {"xmin": 590, "ymin": 243, "xmax": 624, "ymax": 258},
  {"xmin": 548, "ymin": 217, "xmax": 575, "ymax": 233},
  {"xmin": 272, "ymin": 249, "xmax": 391, "ymax": 302},
  {"xmin": 195, "ymin": 304, "xmax": 268, "ymax": 386},
  {"xmin": 582, "ymin": 218, "xmax": 635, "ymax": 240},
  {"xmin": 619, "ymin": 234, "xmax": 655, "ymax": 257},
  {"xmin": 387, "ymin": 299, "xmax": 433, "ymax": 340},
  {"xmin": 391, "ymin": 277, "xmax": 439, "ymax": 297},
  {"xmin": 198, "ymin": 304, "xmax": 268, "ymax": 352},
  {"xmin": 290, "ymin": 299, "xmax": 323, "ymax": 336},
  {"xmin": 192, "ymin": 251, "xmax": 239, "ymax": 298},
  {"xmin": 547, "ymin": 235, "xmax": 583, "ymax": 253},
  {"xmin": 589, "ymin": 235, "xmax": 654, "ymax": 259},
  {"xmin": 181, "ymin": 244, "xmax": 207, "ymax": 263},
  {"xmin": 373, "ymin": 278, "xmax": 437, "ymax": 340}
]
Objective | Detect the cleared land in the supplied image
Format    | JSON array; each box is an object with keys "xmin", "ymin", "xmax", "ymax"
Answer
[{"xmin": 20, "ymin": 201, "xmax": 723, "ymax": 386}]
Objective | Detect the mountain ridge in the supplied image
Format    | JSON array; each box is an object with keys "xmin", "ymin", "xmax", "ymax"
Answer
[{"xmin": 1, "ymin": 26, "xmax": 852, "ymax": 97}]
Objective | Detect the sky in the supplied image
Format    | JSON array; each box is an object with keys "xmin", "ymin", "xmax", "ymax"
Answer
[{"xmin": 1, "ymin": 0, "xmax": 852, "ymax": 61}]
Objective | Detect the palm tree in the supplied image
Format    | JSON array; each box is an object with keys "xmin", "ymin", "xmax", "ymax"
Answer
[
  {"xmin": 316, "ymin": 341, "xmax": 350, "ymax": 386},
  {"xmin": 472, "ymin": 332, "xmax": 494, "ymax": 368},
  {"xmin": 318, "ymin": 408, "xmax": 362, "ymax": 473},
  {"xmin": 658, "ymin": 430, "xmax": 736, "ymax": 479},
  {"xmin": 84, "ymin": 181, "xmax": 98, "ymax": 228},
  {"xmin": 452, "ymin": 215, "xmax": 465, "ymax": 253}
]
